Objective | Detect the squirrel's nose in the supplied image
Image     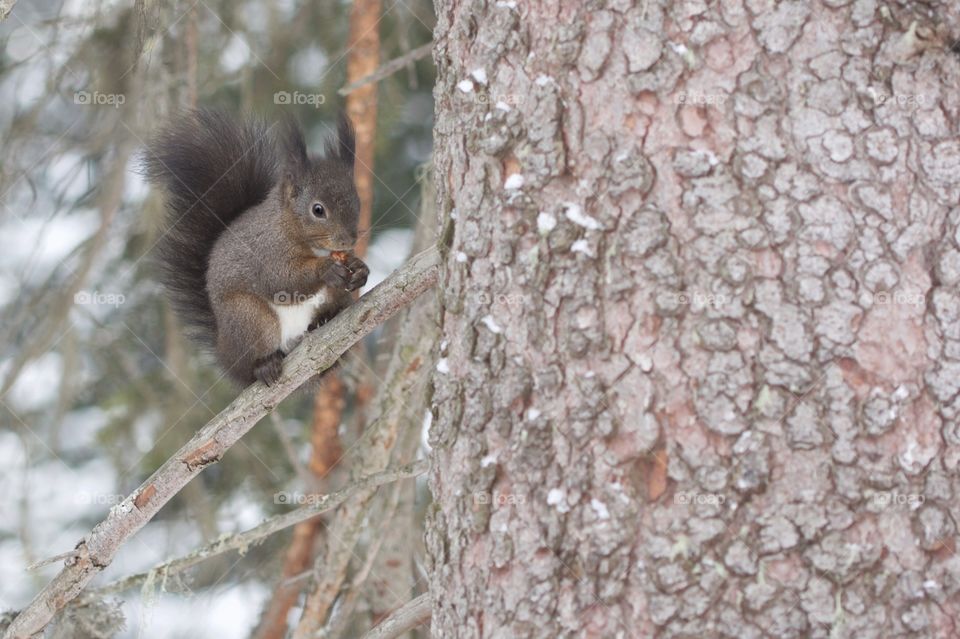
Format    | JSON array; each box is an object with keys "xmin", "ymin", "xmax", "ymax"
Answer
[{"xmin": 335, "ymin": 233, "xmax": 355, "ymax": 250}]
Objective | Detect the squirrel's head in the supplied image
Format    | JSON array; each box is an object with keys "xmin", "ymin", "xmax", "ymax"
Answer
[{"xmin": 279, "ymin": 114, "xmax": 360, "ymax": 252}]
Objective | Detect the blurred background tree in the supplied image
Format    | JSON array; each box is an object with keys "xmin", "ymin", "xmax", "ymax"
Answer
[{"xmin": 0, "ymin": 1, "xmax": 435, "ymax": 636}]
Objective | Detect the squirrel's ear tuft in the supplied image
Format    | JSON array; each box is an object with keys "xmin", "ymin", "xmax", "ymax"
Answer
[
  {"xmin": 280, "ymin": 171, "xmax": 302, "ymax": 210},
  {"xmin": 334, "ymin": 112, "xmax": 356, "ymax": 167},
  {"xmin": 279, "ymin": 116, "xmax": 310, "ymax": 176}
]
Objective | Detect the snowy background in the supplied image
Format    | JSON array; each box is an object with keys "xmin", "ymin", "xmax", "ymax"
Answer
[{"xmin": 0, "ymin": 0, "xmax": 434, "ymax": 636}]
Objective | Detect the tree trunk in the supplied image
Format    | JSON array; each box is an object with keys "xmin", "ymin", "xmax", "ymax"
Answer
[{"xmin": 426, "ymin": 1, "xmax": 960, "ymax": 637}]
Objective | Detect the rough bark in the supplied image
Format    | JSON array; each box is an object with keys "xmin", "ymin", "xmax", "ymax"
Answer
[{"xmin": 426, "ymin": 1, "xmax": 960, "ymax": 637}]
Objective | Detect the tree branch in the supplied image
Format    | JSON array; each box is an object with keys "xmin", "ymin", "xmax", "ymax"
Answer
[
  {"xmin": 293, "ymin": 264, "xmax": 439, "ymax": 637},
  {"xmin": 3, "ymin": 246, "xmax": 440, "ymax": 639},
  {"xmin": 0, "ymin": 0, "xmax": 16, "ymax": 22},
  {"xmin": 79, "ymin": 460, "xmax": 428, "ymax": 600},
  {"xmin": 338, "ymin": 43, "xmax": 432, "ymax": 96},
  {"xmin": 360, "ymin": 593, "xmax": 431, "ymax": 639}
]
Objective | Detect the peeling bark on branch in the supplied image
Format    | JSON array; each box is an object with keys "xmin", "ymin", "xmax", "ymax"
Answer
[{"xmin": 4, "ymin": 246, "xmax": 439, "ymax": 639}]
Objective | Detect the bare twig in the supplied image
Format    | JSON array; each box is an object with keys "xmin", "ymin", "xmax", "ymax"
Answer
[
  {"xmin": 360, "ymin": 593, "xmax": 431, "ymax": 639},
  {"xmin": 255, "ymin": 359, "xmax": 349, "ymax": 639},
  {"xmin": 338, "ymin": 43, "xmax": 433, "ymax": 96},
  {"xmin": 0, "ymin": 135, "xmax": 135, "ymax": 400},
  {"xmin": 293, "ymin": 270, "xmax": 438, "ymax": 638},
  {"xmin": 3, "ymin": 246, "xmax": 440, "ymax": 639},
  {"xmin": 341, "ymin": 166, "xmax": 439, "ymax": 636},
  {"xmin": 26, "ymin": 550, "xmax": 78, "ymax": 572},
  {"xmin": 328, "ymin": 335, "xmax": 432, "ymax": 637},
  {"xmin": 251, "ymin": 516, "xmax": 318, "ymax": 639},
  {"xmin": 324, "ymin": 477, "xmax": 403, "ymax": 637},
  {"xmin": 0, "ymin": 0, "xmax": 16, "ymax": 21},
  {"xmin": 279, "ymin": 567, "xmax": 311, "ymax": 588},
  {"xmin": 80, "ymin": 460, "xmax": 428, "ymax": 599},
  {"xmin": 268, "ymin": 411, "xmax": 313, "ymax": 488},
  {"xmin": 295, "ymin": 167, "xmax": 438, "ymax": 638}
]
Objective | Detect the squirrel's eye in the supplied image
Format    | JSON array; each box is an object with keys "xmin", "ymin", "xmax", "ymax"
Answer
[{"xmin": 311, "ymin": 202, "xmax": 326, "ymax": 218}]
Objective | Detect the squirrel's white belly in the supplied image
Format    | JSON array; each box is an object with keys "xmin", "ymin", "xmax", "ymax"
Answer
[{"xmin": 270, "ymin": 291, "xmax": 327, "ymax": 353}]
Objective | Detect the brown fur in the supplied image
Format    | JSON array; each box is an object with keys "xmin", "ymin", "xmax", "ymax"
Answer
[
  {"xmin": 207, "ymin": 181, "xmax": 368, "ymax": 386},
  {"xmin": 147, "ymin": 110, "xmax": 367, "ymax": 386}
]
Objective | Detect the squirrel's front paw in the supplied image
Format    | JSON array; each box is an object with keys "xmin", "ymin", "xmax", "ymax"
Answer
[
  {"xmin": 253, "ymin": 350, "xmax": 284, "ymax": 386},
  {"xmin": 344, "ymin": 256, "xmax": 369, "ymax": 291},
  {"xmin": 321, "ymin": 261, "xmax": 352, "ymax": 289}
]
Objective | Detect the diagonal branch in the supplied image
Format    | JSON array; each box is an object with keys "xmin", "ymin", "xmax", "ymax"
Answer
[
  {"xmin": 79, "ymin": 460, "xmax": 428, "ymax": 600},
  {"xmin": 338, "ymin": 43, "xmax": 433, "ymax": 96},
  {"xmin": 3, "ymin": 246, "xmax": 440, "ymax": 639},
  {"xmin": 360, "ymin": 593, "xmax": 431, "ymax": 639}
]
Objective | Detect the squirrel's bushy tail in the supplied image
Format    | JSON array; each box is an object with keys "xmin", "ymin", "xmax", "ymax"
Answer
[{"xmin": 144, "ymin": 109, "xmax": 278, "ymax": 348}]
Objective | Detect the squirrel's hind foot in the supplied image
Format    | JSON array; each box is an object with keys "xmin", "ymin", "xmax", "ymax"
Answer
[
  {"xmin": 253, "ymin": 350, "xmax": 285, "ymax": 386},
  {"xmin": 307, "ymin": 315, "xmax": 329, "ymax": 332}
]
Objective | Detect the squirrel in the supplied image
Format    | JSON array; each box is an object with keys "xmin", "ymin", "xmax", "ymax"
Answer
[{"xmin": 145, "ymin": 109, "xmax": 369, "ymax": 387}]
